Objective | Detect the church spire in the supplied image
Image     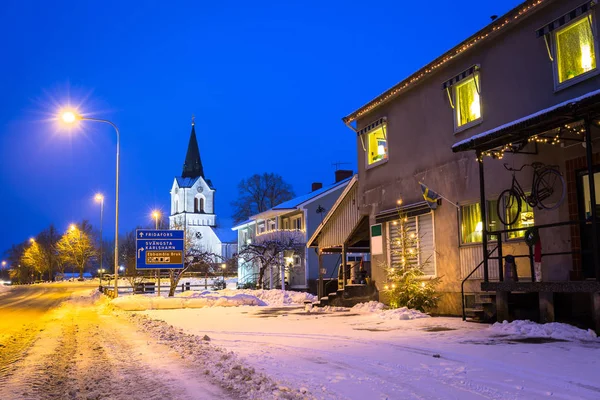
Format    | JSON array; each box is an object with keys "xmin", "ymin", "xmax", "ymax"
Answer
[{"xmin": 181, "ymin": 116, "xmax": 204, "ymax": 178}]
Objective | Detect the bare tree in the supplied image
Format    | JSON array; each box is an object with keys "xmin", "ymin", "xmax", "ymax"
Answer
[
  {"xmin": 231, "ymin": 173, "xmax": 295, "ymax": 224},
  {"xmin": 167, "ymin": 227, "xmax": 221, "ymax": 297},
  {"xmin": 56, "ymin": 221, "xmax": 96, "ymax": 279},
  {"xmin": 237, "ymin": 232, "xmax": 304, "ymax": 288}
]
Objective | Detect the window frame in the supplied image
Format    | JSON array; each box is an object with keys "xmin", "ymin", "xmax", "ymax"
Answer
[
  {"xmin": 453, "ymin": 72, "xmax": 483, "ymax": 134},
  {"xmin": 386, "ymin": 213, "xmax": 437, "ymax": 278},
  {"xmin": 552, "ymin": 12, "xmax": 599, "ymax": 91},
  {"xmin": 364, "ymin": 121, "xmax": 389, "ymax": 170},
  {"xmin": 459, "ymin": 200, "xmax": 499, "ymax": 246},
  {"xmin": 499, "ymin": 192, "xmax": 535, "ymax": 241}
]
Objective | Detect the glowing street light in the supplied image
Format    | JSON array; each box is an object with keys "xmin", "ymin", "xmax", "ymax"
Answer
[
  {"xmin": 29, "ymin": 237, "xmax": 35, "ymax": 244},
  {"xmin": 59, "ymin": 109, "xmax": 121, "ymax": 297},
  {"xmin": 69, "ymin": 224, "xmax": 77, "ymax": 232},
  {"xmin": 152, "ymin": 210, "xmax": 161, "ymax": 230},
  {"xmin": 1, "ymin": 261, "xmax": 6, "ymax": 268}
]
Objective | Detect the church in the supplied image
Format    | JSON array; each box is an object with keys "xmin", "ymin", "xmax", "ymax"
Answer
[{"xmin": 169, "ymin": 119, "xmax": 236, "ymax": 260}]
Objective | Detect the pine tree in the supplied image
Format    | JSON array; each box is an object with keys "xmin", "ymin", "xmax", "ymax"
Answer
[{"xmin": 384, "ymin": 213, "xmax": 441, "ymax": 312}]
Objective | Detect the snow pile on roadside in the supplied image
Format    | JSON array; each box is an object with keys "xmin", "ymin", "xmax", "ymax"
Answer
[
  {"xmin": 306, "ymin": 305, "xmax": 347, "ymax": 313},
  {"xmin": 112, "ymin": 292, "xmax": 266, "ymax": 311},
  {"xmin": 351, "ymin": 301, "xmax": 386, "ymax": 313},
  {"xmin": 217, "ymin": 289, "xmax": 316, "ymax": 306},
  {"xmin": 0, "ymin": 283, "xmax": 12, "ymax": 292},
  {"xmin": 130, "ymin": 314, "xmax": 312, "ymax": 399},
  {"xmin": 378, "ymin": 307, "xmax": 430, "ymax": 320},
  {"xmin": 490, "ymin": 320, "xmax": 598, "ymax": 341}
]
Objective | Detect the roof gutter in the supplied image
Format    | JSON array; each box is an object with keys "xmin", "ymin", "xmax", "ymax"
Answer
[{"xmin": 345, "ymin": 121, "xmax": 366, "ymax": 151}]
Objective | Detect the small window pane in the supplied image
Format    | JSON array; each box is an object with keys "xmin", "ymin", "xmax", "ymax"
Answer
[
  {"xmin": 506, "ymin": 196, "xmax": 534, "ymax": 239},
  {"xmin": 556, "ymin": 16, "xmax": 596, "ymax": 83},
  {"xmin": 461, "ymin": 204, "xmax": 482, "ymax": 244},
  {"xmin": 455, "ymin": 75, "xmax": 481, "ymax": 127},
  {"xmin": 367, "ymin": 125, "xmax": 388, "ymax": 165}
]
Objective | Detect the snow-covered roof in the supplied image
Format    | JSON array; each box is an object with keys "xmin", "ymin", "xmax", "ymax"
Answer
[
  {"xmin": 452, "ymin": 88, "xmax": 600, "ymax": 152},
  {"xmin": 272, "ymin": 177, "xmax": 352, "ymax": 211},
  {"xmin": 231, "ymin": 219, "xmax": 255, "ymax": 231}
]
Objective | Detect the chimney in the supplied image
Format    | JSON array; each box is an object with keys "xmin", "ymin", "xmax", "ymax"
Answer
[
  {"xmin": 335, "ymin": 169, "xmax": 353, "ymax": 183},
  {"xmin": 490, "ymin": 15, "xmax": 498, "ymax": 21},
  {"xmin": 312, "ymin": 182, "xmax": 323, "ymax": 192}
]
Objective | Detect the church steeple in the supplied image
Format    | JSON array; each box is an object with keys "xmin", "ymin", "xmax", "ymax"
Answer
[{"xmin": 181, "ymin": 116, "xmax": 204, "ymax": 178}]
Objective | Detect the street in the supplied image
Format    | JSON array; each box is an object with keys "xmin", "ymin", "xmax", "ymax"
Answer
[{"xmin": 0, "ymin": 283, "xmax": 228, "ymax": 400}]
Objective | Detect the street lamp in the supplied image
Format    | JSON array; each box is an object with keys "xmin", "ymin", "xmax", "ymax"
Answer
[
  {"xmin": 152, "ymin": 210, "xmax": 161, "ymax": 229},
  {"xmin": 60, "ymin": 109, "xmax": 121, "ymax": 297},
  {"xmin": 95, "ymin": 193, "xmax": 104, "ymax": 288},
  {"xmin": 221, "ymin": 263, "xmax": 227, "ymax": 289}
]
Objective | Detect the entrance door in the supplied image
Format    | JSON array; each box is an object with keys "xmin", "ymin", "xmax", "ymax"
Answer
[{"xmin": 577, "ymin": 169, "xmax": 600, "ymax": 278}]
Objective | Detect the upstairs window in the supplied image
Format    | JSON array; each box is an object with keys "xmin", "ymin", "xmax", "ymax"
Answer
[
  {"xmin": 455, "ymin": 74, "xmax": 481, "ymax": 129},
  {"xmin": 367, "ymin": 125, "xmax": 388, "ymax": 166},
  {"xmin": 358, "ymin": 118, "xmax": 388, "ymax": 169},
  {"xmin": 555, "ymin": 15, "xmax": 596, "ymax": 84},
  {"xmin": 443, "ymin": 65, "xmax": 482, "ymax": 132}
]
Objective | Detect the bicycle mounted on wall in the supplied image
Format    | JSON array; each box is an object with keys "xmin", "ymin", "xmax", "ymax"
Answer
[{"xmin": 497, "ymin": 162, "xmax": 566, "ymax": 226}]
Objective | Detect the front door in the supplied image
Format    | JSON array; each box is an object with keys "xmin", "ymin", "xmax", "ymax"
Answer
[{"xmin": 577, "ymin": 168, "xmax": 600, "ymax": 278}]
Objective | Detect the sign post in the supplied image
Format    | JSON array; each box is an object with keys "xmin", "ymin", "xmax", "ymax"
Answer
[{"xmin": 136, "ymin": 230, "xmax": 185, "ymax": 276}]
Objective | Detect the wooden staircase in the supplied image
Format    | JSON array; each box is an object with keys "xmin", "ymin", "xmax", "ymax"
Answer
[
  {"xmin": 318, "ymin": 284, "xmax": 378, "ymax": 307},
  {"xmin": 464, "ymin": 293, "xmax": 497, "ymax": 322}
]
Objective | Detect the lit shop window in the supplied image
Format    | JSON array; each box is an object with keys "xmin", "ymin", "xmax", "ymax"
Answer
[{"xmin": 556, "ymin": 16, "xmax": 596, "ymax": 84}]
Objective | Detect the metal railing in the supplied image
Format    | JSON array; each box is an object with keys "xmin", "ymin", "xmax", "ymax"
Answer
[{"xmin": 461, "ymin": 245, "xmax": 498, "ymax": 321}]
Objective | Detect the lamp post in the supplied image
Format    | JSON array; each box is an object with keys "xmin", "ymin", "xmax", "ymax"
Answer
[
  {"xmin": 61, "ymin": 110, "xmax": 121, "ymax": 297},
  {"xmin": 95, "ymin": 193, "xmax": 104, "ymax": 288},
  {"xmin": 221, "ymin": 263, "xmax": 227, "ymax": 289},
  {"xmin": 151, "ymin": 210, "xmax": 161, "ymax": 296}
]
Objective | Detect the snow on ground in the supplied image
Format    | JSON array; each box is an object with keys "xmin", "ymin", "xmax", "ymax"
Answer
[
  {"xmin": 141, "ymin": 304, "xmax": 600, "ymax": 400},
  {"xmin": 0, "ymin": 284, "xmax": 12, "ymax": 293},
  {"xmin": 217, "ymin": 288, "xmax": 316, "ymax": 306},
  {"xmin": 489, "ymin": 320, "xmax": 597, "ymax": 341},
  {"xmin": 112, "ymin": 291, "xmax": 266, "ymax": 311},
  {"xmin": 112, "ymin": 288, "xmax": 317, "ymax": 311}
]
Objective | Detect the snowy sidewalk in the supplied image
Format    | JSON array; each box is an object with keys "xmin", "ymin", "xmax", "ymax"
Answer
[{"xmin": 142, "ymin": 305, "xmax": 600, "ymax": 400}]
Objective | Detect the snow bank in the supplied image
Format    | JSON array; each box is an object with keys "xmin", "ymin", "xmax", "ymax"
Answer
[
  {"xmin": 0, "ymin": 284, "xmax": 12, "ymax": 293},
  {"xmin": 112, "ymin": 292, "xmax": 266, "ymax": 311},
  {"xmin": 378, "ymin": 307, "xmax": 430, "ymax": 320},
  {"xmin": 490, "ymin": 320, "xmax": 598, "ymax": 341},
  {"xmin": 216, "ymin": 289, "xmax": 316, "ymax": 306},
  {"xmin": 351, "ymin": 301, "xmax": 386, "ymax": 313}
]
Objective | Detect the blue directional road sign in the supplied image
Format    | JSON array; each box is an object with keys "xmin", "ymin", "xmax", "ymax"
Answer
[{"xmin": 136, "ymin": 229, "xmax": 185, "ymax": 269}]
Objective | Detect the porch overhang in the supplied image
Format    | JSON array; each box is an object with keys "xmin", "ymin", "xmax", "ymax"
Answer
[{"xmin": 452, "ymin": 89, "xmax": 600, "ymax": 154}]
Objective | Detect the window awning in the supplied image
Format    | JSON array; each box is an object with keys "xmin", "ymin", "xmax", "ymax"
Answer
[
  {"xmin": 442, "ymin": 65, "xmax": 480, "ymax": 90},
  {"xmin": 356, "ymin": 117, "xmax": 386, "ymax": 136},
  {"xmin": 535, "ymin": 1, "xmax": 595, "ymax": 38},
  {"xmin": 375, "ymin": 201, "xmax": 431, "ymax": 224},
  {"xmin": 452, "ymin": 88, "xmax": 600, "ymax": 153}
]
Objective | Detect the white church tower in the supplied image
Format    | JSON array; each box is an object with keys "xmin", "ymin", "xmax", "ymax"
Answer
[{"xmin": 169, "ymin": 118, "xmax": 223, "ymax": 257}]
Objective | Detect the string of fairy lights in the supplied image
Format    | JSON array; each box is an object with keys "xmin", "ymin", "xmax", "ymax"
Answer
[
  {"xmin": 345, "ymin": 0, "xmax": 548, "ymax": 124},
  {"xmin": 475, "ymin": 122, "xmax": 588, "ymax": 162}
]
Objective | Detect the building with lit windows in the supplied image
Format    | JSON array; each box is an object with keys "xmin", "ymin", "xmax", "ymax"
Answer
[{"xmin": 329, "ymin": 0, "xmax": 600, "ymax": 330}]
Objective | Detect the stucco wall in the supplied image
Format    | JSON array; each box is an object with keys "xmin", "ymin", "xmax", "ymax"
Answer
[{"xmin": 353, "ymin": 0, "xmax": 600, "ymax": 315}]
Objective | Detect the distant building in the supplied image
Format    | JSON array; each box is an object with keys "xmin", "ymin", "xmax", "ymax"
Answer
[
  {"xmin": 233, "ymin": 170, "xmax": 353, "ymax": 291},
  {"xmin": 169, "ymin": 119, "xmax": 237, "ymax": 259}
]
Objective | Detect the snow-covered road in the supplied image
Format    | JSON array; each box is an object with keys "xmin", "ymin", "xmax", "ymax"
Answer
[
  {"xmin": 143, "ymin": 305, "xmax": 600, "ymax": 400},
  {"xmin": 0, "ymin": 284, "xmax": 227, "ymax": 400}
]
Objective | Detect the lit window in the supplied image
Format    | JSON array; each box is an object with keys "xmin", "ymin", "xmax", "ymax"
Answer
[
  {"xmin": 555, "ymin": 16, "xmax": 597, "ymax": 84},
  {"xmin": 455, "ymin": 74, "xmax": 481, "ymax": 128},
  {"xmin": 460, "ymin": 201, "xmax": 499, "ymax": 244},
  {"xmin": 504, "ymin": 195, "xmax": 534, "ymax": 240},
  {"xmin": 291, "ymin": 216, "xmax": 302, "ymax": 230},
  {"xmin": 367, "ymin": 125, "xmax": 388, "ymax": 166}
]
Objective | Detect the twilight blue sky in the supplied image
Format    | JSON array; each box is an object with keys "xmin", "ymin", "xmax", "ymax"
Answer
[{"xmin": 0, "ymin": 0, "xmax": 522, "ymax": 253}]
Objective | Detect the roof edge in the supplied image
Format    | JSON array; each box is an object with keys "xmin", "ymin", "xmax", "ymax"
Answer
[{"xmin": 342, "ymin": 0, "xmax": 550, "ymax": 124}]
